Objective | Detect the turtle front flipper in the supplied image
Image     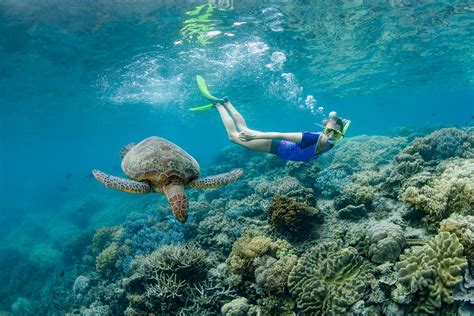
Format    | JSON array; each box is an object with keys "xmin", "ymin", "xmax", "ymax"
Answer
[
  {"xmin": 119, "ymin": 142, "xmax": 136, "ymax": 159},
  {"xmin": 188, "ymin": 168, "xmax": 243, "ymax": 189},
  {"xmin": 163, "ymin": 184, "xmax": 188, "ymax": 223},
  {"xmin": 92, "ymin": 170, "xmax": 151, "ymax": 194}
]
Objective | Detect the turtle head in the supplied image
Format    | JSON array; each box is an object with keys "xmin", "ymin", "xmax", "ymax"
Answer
[{"xmin": 163, "ymin": 184, "xmax": 188, "ymax": 223}]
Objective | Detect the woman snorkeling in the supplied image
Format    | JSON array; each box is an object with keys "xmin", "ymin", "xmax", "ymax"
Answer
[{"xmin": 191, "ymin": 76, "xmax": 350, "ymax": 162}]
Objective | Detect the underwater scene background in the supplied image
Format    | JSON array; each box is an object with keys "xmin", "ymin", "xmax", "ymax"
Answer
[{"xmin": 0, "ymin": 0, "xmax": 473, "ymax": 315}]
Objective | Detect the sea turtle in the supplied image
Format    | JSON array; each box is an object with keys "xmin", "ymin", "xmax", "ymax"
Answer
[{"xmin": 92, "ymin": 136, "xmax": 243, "ymax": 223}]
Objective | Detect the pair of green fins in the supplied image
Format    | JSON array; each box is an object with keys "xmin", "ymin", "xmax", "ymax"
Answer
[{"xmin": 190, "ymin": 75, "xmax": 351, "ymax": 138}]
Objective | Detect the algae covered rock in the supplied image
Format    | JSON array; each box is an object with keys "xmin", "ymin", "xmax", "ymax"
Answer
[
  {"xmin": 288, "ymin": 241, "xmax": 373, "ymax": 315},
  {"xmin": 267, "ymin": 195, "xmax": 319, "ymax": 235},
  {"xmin": 393, "ymin": 232, "xmax": 468, "ymax": 314}
]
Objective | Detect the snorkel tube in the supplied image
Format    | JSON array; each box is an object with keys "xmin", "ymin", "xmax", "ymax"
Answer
[
  {"xmin": 190, "ymin": 75, "xmax": 227, "ymax": 111},
  {"xmin": 336, "ymin": 119, "xmax": 351, "ymax": 143},
  {"xmin": 326, "ymin": 111, "xmax": 351, "ymax": 143}
]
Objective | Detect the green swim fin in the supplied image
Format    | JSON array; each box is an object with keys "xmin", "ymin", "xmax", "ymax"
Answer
[
  {"xmin": 190, "ymin": 75, "xmax": 227, "ymax": 111},
  {"xmin": 196, "ymin": 75, "xmax": 220, "ymax": 101},
  {"xmin": 189, "ymin": 103, "xmax": 215, "ymax": 111}
]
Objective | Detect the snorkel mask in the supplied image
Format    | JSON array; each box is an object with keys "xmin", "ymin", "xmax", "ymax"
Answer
[{"xmin": 323, "ymin": 111, "xmax": 351, "ymax": 144}]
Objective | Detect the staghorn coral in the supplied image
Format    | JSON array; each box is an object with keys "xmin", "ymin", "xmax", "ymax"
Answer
[
  {"xmin": 367, "ymin": 221, "xmax": 406, "ymax": 264},
  {"xmin": 135, "ymin": 244, "xmax": 209, "ymax": 282},
  {"xmin": 439, "ymin": 213, "xmax": 474, "ymax": 267},
  {"xmin": 401, "ymin": 158, "xmax": 474, "ymax": 231},
  {"xmin": 96, "ymin": 242, "xmax": 120, "ymax": 276},
  {"xmin": 393, "ymin": 232, "xmax": 468, "ymax": 314},
  {"xmin": 267, "ymin": 195, "xmax": 319, "ymax": 235},
  {"xmin": 288, "ymin": 241, "xmax": 373, "ymax": 315}
]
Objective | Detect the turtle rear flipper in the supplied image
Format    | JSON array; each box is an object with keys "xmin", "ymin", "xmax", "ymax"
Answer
[
  {"xmin": 119, "ymin": 142, "xmax": 136, "ymax": 159},
  {"xmin": 92, "ymin": 170, "xmax": 151, "ymax": 194},
  {"xmin": 188, "ymin": 168, "xmax": 243, "ymax": 189}
]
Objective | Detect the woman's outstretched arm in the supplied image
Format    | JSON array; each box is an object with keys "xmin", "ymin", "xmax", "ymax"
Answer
[{"xmin": 239, "ymin": 129, "xmax": 303, "ymax": 143}]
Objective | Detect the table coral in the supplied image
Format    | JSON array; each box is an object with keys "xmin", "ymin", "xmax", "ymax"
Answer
[
  {"xmin": 288, "ymin": 241, "xmax": 373, "ymax": 315},
  {"xmin": 393, "ymin": 232, "xmax": 468, "ymax": 314}
]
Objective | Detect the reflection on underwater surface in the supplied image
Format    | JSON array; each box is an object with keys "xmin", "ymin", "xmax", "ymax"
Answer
[{"xmin": 0, "ymin": 0, "xmax": 473, "ymax": 314}]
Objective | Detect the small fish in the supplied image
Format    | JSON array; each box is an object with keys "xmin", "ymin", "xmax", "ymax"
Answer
[
  {"xmin": 66, "ymin": 173, "xmax": 72, "ymax": 179},
  {"xmin": 60, "ymin": 271, "xmax": 65, "ymax": 277},
  {"xmin": 431, "ymin": 113, "xmax": 438, "ymax": 116}
]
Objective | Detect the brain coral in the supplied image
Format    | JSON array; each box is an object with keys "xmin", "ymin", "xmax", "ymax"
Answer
[
  {"xmin": 393, "ymin": 232, "xmax": 468, "ymax": 314},
  {"xmin": 288, "ymin": 241, "xmax": 373, "ymax": 315},
  {"xmin": 401, "ymin": 158, "xmax": 474, "ymax": 231},
  {"xmin": 367, "ymin": 221, "xmax": 406, "ymax": 264}
]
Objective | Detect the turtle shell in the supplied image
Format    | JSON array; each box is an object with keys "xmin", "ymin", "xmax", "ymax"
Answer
[{"xmin": 121, "ymin": 136, "xmax": 200, "ymax": 190}]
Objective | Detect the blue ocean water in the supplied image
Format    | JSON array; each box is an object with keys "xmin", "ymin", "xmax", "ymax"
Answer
[{"xmin": 0, "ymin": 0, "xmax": 473, "ymax": 314}]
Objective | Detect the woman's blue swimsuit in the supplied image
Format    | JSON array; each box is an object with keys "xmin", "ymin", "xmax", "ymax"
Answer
[{"xmin": 269, "ymin": 132, "xmax": 333, "ymax": 162}]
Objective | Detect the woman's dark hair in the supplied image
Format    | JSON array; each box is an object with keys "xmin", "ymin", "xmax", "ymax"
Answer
[{"xmin": 323, "ymin": 116, "xmax": 344, "ymax": 131}]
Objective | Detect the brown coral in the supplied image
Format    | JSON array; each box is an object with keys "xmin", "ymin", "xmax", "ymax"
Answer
[{"xmin": 267, "ymin": 195, "xmax": 319, "ymax": 235}]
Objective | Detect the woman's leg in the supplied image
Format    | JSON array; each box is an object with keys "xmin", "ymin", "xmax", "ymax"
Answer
[
  {"xmin": 215, "ymin": 104, "xmax": 271, "ymax": 153},
  {"xmin": 223, "ymin": 101, "xmax": 248, "ymax": 131}
]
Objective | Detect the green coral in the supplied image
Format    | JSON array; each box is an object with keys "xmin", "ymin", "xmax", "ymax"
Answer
[
  {"xmin": 267, "ymin": 195, "xmax": 319, "ymax": 235},
  {"xmin": 439, "ymin": 213, "xmax": 474, "ymax": 268},
  {"xmin": 96, "ymin": 242, "xmax": 119, "ymax": 276},
  {"xmin": 393, "ymin": 232, "xmax": 467, "ymax": 314},
  {"xmin": 288, "ymin": 241, "xmax": 373, "ymax": 315},
  {"xmin": 401, "ymin": 158, "xmax": 474, "ymax": 231}
]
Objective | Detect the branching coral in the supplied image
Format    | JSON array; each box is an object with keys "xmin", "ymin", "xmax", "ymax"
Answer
[
  {"xmin": 136, "ymin": 244, "xmax": 209, "ymax": 281},
  {"xmin": 288, "ymin": 241, "xmax": 373, "ymax": 315},
  {"xmin": 402, "ymin": 128, "xmax": 473, "ymax": 161},
  {"xmin": 393, "ymin": 232, "xmax": 468, "ymax": 314},
  {"xmin": 96, "ymin": 242, "xmax": 119, "ymax": 276},
  {"xmin": 267, "ymin": 195, "xmax": 319, "ymax": 235},
  {"xmin": 401, "ymin": 158, "xmax": 474, "ymax": 231}
]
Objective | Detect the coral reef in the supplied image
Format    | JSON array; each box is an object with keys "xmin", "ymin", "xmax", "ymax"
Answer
[
  {"xmin": 288, "ymin": 241, "xmax": 374, "ymax": 314},
  {"xmin": 96, "ymin": 242, "xmax": 120, "ymax": 276},
  {"xmin": 392, "ymin": 232, "xmax": 468, "ymax": 314},
  {"xmin": 226, "ymin": 235, "xmax": 291, "ymax": 277},
  {"xmin": 439, "ymin": 213, "xmax": 474, "ymax": 267},
  {"xmin": 367, "ymin": 221, "xmax": 406, "ymax": 264},
  {"xmin": 266, "ymin": 195, "xmax": 319, "ymax": 235},
  {"xmin": 401, "ymin": 158, "xmax": 474, "ymax": 231}
]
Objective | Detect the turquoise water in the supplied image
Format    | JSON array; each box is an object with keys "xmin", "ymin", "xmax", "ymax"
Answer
[{"xmin": 0, "ymin": 1, "xmax": 473, "ymax": 314}]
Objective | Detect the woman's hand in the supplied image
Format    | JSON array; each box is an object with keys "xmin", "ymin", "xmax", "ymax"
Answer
[{"xmin": 239, "ymin": 129, "xmax": 260, "ymax": 142}]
